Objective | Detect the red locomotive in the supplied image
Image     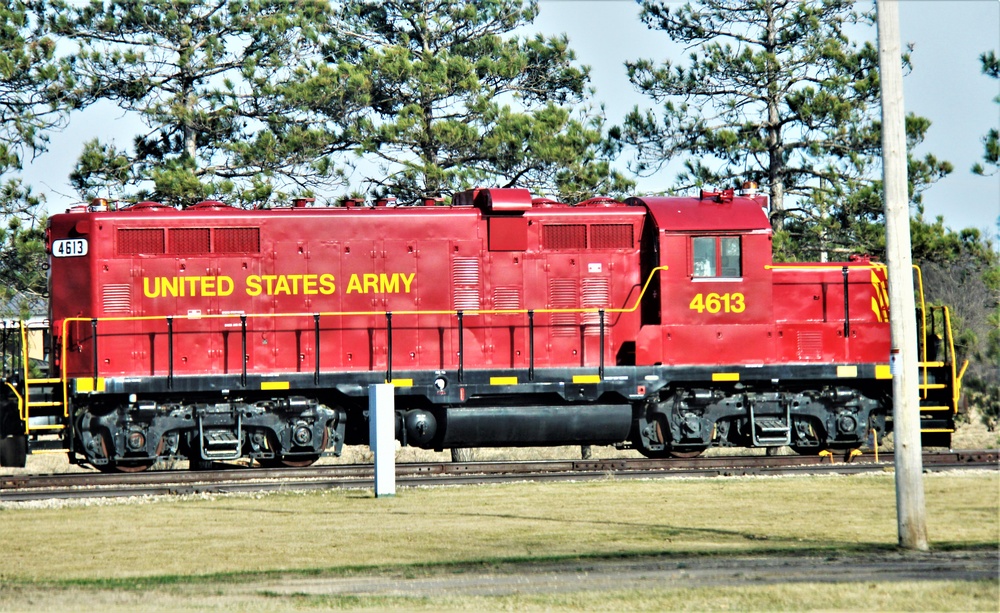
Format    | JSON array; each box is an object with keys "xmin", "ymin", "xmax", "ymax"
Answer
[{"xmin": 0, "ymin": 187, "xmax": 962, "ymax": 470}]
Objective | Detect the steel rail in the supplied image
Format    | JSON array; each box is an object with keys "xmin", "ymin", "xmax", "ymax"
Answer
[{"xmin": 2, "ymin": 450, "xmax": 995, "ymax": 502}]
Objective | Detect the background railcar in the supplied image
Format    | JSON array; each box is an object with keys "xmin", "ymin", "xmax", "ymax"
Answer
[{"xmin": 0, "ymin": 188, "xmax": 963, "ymax": 470}]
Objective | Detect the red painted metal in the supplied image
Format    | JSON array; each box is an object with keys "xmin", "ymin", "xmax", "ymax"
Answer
[{"xmin": 46, "ymin": 191, "xmax": 889, "ymax": 382}]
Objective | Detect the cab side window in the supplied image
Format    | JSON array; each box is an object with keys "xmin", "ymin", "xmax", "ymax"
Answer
[{"xmin": 692, "ymin": 236, "xmax": 741, "ymax": 278}]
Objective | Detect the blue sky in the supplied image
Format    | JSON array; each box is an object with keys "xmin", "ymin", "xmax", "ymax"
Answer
[
  {"xmin": 26, "ymin": 0, "xmax": 1000, "ymax": 239},
  {"xmin": 532, "ymin": 0, "xmax": 1000, "ymax": 236}
]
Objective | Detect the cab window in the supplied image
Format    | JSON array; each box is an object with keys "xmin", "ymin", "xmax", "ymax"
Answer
[{"xmin": 692, "ymin": 236, "xmax": 741, "ymax": 278}]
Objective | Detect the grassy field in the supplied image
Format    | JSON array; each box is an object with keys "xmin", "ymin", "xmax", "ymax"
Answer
[{"xmin": 1, "ymin": 471, "xmax": 997, "ymax": 611}]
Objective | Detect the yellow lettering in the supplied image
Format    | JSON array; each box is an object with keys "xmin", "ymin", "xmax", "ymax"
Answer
[
  {"xmin": 143, "ymin": 277, "xmax": 160, "ymax": 298},
  {"xmin": 162, "ymin": 277, "xmax": 180, "ymax": 298},
  {"xmin": 319, "ymin": 274, "xmax": 336, "ymax": 295},
  {"xmin": 379, "ymin": 273, "xmax": 399, "ymax": 293},
  {"xmin": 689, "ymin": 292, "xmax": 747, "ymax": 315},
  {"xmin": 287, "ymin": 274, "xmax": 303, "ymax": 294},
  {"xmin": 400, "ymin": 272, "xmax": 415, "ymax": 293},
  {"xmin": 275, "ymin": 275, "xmax": 291, "ymax": 295},
  {"xmin": 217, "ymin": 276, "xmax": 233, "ymax": 297},
  {"xmin": 202, "ymin": 276, "xmax": 216, "ymax": 297},
  {"xmin": 261, "ymin": 275, "xmax": 277, "ymax": 294},
  {"xmin": 344, "ymin": 272, "xmax": 413, "ymax": 294},
  {"xmin": 246, "ymin": 275, "xmax": 262, "ymax": 296},
  {"xmin": 303, "ymin": 274, "xmax": 318, "ymax": 295},
  {"xmin": 185, "ymin": 277, "xmax": 199, "ymax": 296}
]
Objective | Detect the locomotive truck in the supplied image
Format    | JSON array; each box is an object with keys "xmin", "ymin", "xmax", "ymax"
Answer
[{"xmin": 0, "ymin": 187, "xmax": 963, "ymax": 471}]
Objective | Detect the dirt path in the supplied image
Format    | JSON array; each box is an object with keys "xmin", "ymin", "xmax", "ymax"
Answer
[{"xmin": 259, "ymin": 550, "xmax": 999, "ymax": 597}]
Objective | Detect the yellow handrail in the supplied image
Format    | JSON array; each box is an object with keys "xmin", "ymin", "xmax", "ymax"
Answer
[
  {"xmin": 912, "ymin": 265, "xmax": 928, "ymax": 398},
  {"xmin": 941, "ymin": 306, "xmax": 966, "ymax": 415},
  {"xmin": 58, "ymin": 266, "xmax": 671, "ymax": 403}
]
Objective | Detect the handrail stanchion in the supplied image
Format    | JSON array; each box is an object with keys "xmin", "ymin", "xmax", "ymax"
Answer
[
  {"xmin": 599, "ymin": 309, "xmax": 605, "ymax": 378},
  {"xmin": 91, "ymin": 318, "xmax": 99, "ymax": 388},
  {"xmin": 166, "ymin": 316, "xmax": 174, "ymax": 390},
  {"xmin": 385, "ymin": 312, "xmax": 393, "ymax": 383},
  {"xmin": 457, "ymin": 310, "xmax": 464, "ymax": 383},
  {"xmin": 528, "ymin": 310, "xmax": 535, "ymax": 382},
  {"xmin": 314, "ymin": 314, "xmax": 321, "ymax": 385},
  {"xmin": 842, "ymin": 266, "xmax": 850, "ymax": 337},
  {"xmin": 240, "ymin": 314, "xmax": 247, "ymax": 387}
]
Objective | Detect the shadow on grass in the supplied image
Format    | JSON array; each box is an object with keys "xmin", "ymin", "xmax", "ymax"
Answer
[{"xmin": 32, "ymin": 541, "xmax": 999, "ymax": 591}]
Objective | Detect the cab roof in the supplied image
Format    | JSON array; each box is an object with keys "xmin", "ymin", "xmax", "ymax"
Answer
[{"xmin": 628, "ymin": 193, "xmax": 771, "ymax": 233}]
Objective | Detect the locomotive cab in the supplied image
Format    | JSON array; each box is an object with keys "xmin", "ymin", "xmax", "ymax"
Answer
[{"xmin": 630, "ymin": 188, "xmax": 774, "ymax": 366}]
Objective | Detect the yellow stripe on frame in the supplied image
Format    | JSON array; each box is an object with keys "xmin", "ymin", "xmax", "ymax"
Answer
[
  {"xmin": 712, "ymin": 373, "xmax": 740, "ymax": 382},
  {"xmin": 388, "ymin": 378, "xmax": 413, "ymax": 387},
  {"xmin": 875, "ymin": 365, "xmax": 892, "ymax": 380},
  {"xmin": 837, "ymin": 366, "xmax": 858, "ymax": 378},
  {"xmin": 572, "ymin": 374, "xmax": 602, "ymax": 384},
  {"xmin": 490, "ymin": 376, "xmax": 518, "ymax": 386},
  {"xmin": 75, "ymin": 377, "xmax": 105, "ymax": 393},
  {"xmin": 260, "ymin": 381, "xmax": 290, "ymax": 391}
]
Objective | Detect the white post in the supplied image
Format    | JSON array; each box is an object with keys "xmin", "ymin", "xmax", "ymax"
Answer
[
  {"xmin": 369, "ymin": 383, "xmax": 396, "ymax": 497},
  {"xmin": 877, "ymin": 0, "xmax": 928, "ymax": 550}
]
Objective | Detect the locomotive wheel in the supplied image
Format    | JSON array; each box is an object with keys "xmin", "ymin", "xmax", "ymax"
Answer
[
  {"xmin": 636, "ymin": 446, "xmax": 672, "ymax": 459},
  {"xmin": 96, "ymin": 459, "xmax": 155, "ymax": 473}
]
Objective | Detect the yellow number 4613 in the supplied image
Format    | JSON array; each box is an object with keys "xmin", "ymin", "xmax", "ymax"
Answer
[{"xmin": 689, "ymin": 292, "xmax": 746, "ymax": 314}]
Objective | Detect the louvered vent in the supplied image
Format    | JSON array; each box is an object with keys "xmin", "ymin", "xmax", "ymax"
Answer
[
  {"xmin": 102, "ymin": 284, "xmax": 131, "ymax": 314},
  {"xmin": 215, "ymin": 227, "xmax": 260, "ymax": 253},
  {"xmin": 168, "ymin": 228, "xmax": 210, "ymax": 254},
  {"xmin": 591, "ymin": 224, "xmax": 633, "ymax": 249},
  {"xmin": 797, "ymin": 331, "xmax": 822, "ymax": 360},
  {"xmin": 493, "ymin": 286, "xmax": 521, "ymax": 312},
  {"xmin": 549, "ymin": 278, "xmax": 578, "ymax": 336},
  {"xmin": 542, "ymin": 224, "xmax": 587, "ymax": 250},
  {"xmin": 581, "ymin": 278, "xmax": 610, "ymax": 335},
  {"xmin": 452, "ymin": 257, "xmax": 481, "ymax": 310},
  {"xmin": 117, "ymin": 228, "xmax": 164, "ymax": 255}
]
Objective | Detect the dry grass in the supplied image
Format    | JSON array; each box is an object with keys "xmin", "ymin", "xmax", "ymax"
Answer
[
  {"xmin": 1, "ymin": 473, "xmax": 997, "ymax": 593},
  {"xmin": 2, "ymin": 449, "xmax": 998, "ymax": 613},
  {"xmin": 0, "ymin": 579, "xmax": 995, "ymax": 612}
]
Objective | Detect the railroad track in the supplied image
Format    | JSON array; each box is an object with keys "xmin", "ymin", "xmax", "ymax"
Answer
[{"xmin": 2, "ymin": 450, "xmax": 996, "ymax": 503}]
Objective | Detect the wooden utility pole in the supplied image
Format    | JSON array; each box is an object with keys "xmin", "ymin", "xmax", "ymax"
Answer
[{"xmin": 876, "ymin": 0, "xmax": 928, "ymax": 551}]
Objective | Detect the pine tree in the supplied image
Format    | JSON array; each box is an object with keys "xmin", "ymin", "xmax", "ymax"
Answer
[
  {"xmin": 614, "ymin": 0, "xmax": 950, "ymax": 259},
  {"xmin": 317, "ymin": 0, "xmax": 630, "ymax": 203},
  {"xmin": 49, "ymin": 0, "xmax": 340, "ymax": 208},
  {"xmin": 0, "ymin": 1, "xmax": 70, "ymax": 313},
  {"xmin": 973, "ymin": 50, "xmax": 998, "ymax": 177}
]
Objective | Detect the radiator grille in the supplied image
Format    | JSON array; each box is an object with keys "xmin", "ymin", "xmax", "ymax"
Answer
[
  {"xmin": 168, "ymin": 228, "xmax": 210, "ymax": 254},
  {"xmin": 542, "ymin": 224, "xmax": 587, "ymax": 250},
  {"xmin": 215, "ymin": 227, "xmax": 260, "ymax": 253},
  {"xmin": 102, "ymin": 284, "xmax": 132, "ymax": 313},
  {"xmin": 452, "ymin": 257, "xmax": 481, "ymax": 310},
  {"xmin": 117, "ymin": 228, "xmax": 164, "ymax": 255},
  {"xmin": 549, "ymin": 278, "xmax": 578, "ymax": 336},
  {"xmin": 581, "ymin": 277, "xmax": 610, "ymax": 335},
  {"xmin": 493, "ymin": 286, "xmax": 521, "ymax": 312},
  {"xmin": 590, "ymin": 224, "xmax": 633, "ymax": 249},
  {"xmin": 797, "ymin": 331, "xmax": 823, "ymax": 360}
]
